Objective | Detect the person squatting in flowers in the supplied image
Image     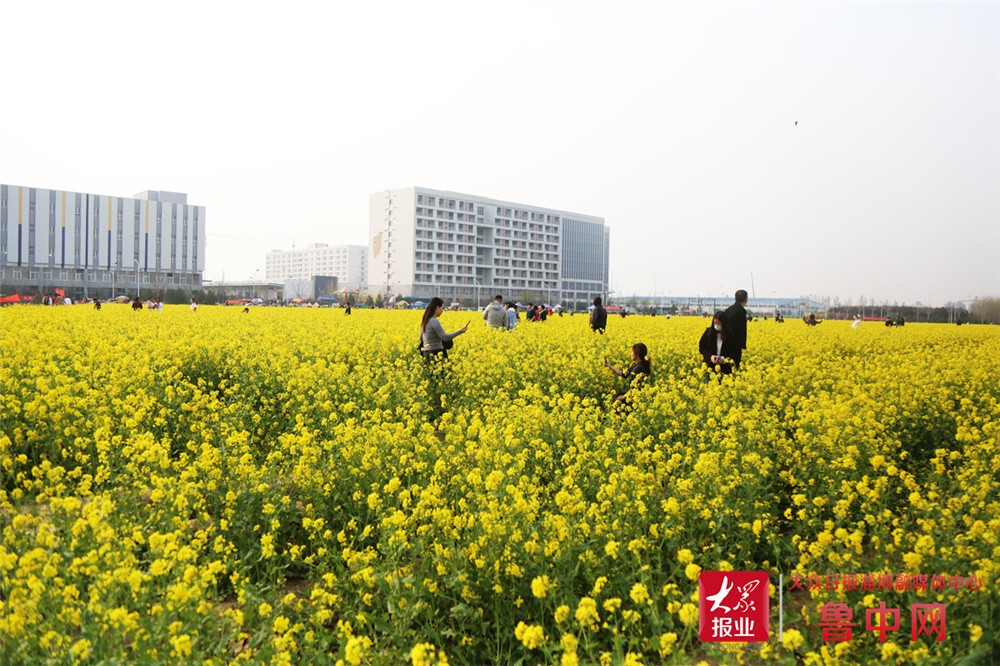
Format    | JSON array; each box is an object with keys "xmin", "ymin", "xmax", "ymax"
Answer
[{"xmin": 605, "ymin": 342, "xmax": 651, "ymax": 404}]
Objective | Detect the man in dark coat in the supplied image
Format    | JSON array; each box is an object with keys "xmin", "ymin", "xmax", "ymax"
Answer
[
  {"xmin": 723, "ymin": 289, "xmax": 748, "ymax": 370},
  {"xmin": 590, "ymin": 296, "xmax": 608, "ymax": 334}
]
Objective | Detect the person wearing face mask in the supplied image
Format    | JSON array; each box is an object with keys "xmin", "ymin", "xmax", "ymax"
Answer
[{"xmin": 699, "ymin": 311, "xmax": 737, "ymax": 382}]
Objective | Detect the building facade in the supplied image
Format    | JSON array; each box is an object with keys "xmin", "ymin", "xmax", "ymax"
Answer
[
  {"xmin": 369, "ymin": 187, "xmax": 608, "ymax": 308},
  {"xmin": 265, "ymin": 243, "xmax": 367, "ymax": 290},
  {"xmin": 0, "ymin": 184, "xmax": 205, "ymax": 298}
]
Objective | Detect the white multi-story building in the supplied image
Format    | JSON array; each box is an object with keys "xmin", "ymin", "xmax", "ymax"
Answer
[
  {"xmin": 0, "ymin": 184, "xmax": 205, "ymax": 298},
  {"xmin": 265, "ymin": 243, "xmax": 368, "ymax": 290},
  {"xmin": 369, "ymin": 187, "xmax": 609, "ymax": 308}
]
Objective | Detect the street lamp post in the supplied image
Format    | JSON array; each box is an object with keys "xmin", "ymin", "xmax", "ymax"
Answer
[
  {"xmin": 134, "ymin": 259, "xmax": 140, "ymax": 299},
  {"xmin": 252, "ymin": 269, "xmax": 260, "ymax": 300},
  {"xmin": 474, "ymin": 280, "xmax": 481, "ymax": 309}
]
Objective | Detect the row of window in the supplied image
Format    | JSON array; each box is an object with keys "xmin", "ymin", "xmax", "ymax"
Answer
[
  {"xmin": 414, "ymin": 238, "xmax": 559, "ymax": 254},
  {"xmin": 413, "ymin": 243, "xmax": 559, "ymax": 263},
  {"xmin": 0, "ymin": 224, "xmax": 199, "ymax": 259},
  {"xmin": 411, "ymin": 195, "xmax": 573, "ymax": 227},
  {"xmin": 413, "ymin": 264, "xmax": 478, "ymax": 275},
  {"xmin": 413, "ymin": 213, "xmax": 562, "ymax": 235},
  {"xmin": 412, "ymin": 274, "xmax": 563, "ymax": 289},
  {"xmin": 270, "ymin": 262, "xmax": 356, "ymax": 268},
  {"xmin": 490, "ymin": 239, "xmax": 559, "ymax": 253},
  {"xmin": 493, "ymin": 228, "xmax": 559, "ymax": 242},
  {"xmin": 267, "ymin": 254, "xmax": 364, "ymax": 260},
  {"xmin": 414, "ymin": 209, "xmax": 483, "ymax": 223},
  {"xmin": 562, "ymin": 281, "xmax": 605, "ymax": 291},
  {"xmin": 486, "ymin": 248, "xmax": 558, "ymax": 260},
  {"xmin": 495, "ymin": 208, "xmax": 561, "ymax": 225},
  {"xmin": 415, "ymin": 218, "xmax": 479, "ymax": 232},
  {"xmin": 415, "ymin": 194, "xmax": 484, "ymax": 216},
  {"xmin": 413, "ymin": 264, "xmax": 559, "ymax": 278},
  {"xmin": 415, "ymin": 230, "xmax": 472, "ymax": 242},
  {"xmin": 0, "ymin": 266, "xmax": 199, "ymax": 282},
  {"xmin": 0, "ymin": 248, "xmax": 195, "ymax": 272}
]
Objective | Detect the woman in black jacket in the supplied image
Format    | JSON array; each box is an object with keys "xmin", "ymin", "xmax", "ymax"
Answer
[{"xmin": 699, "ymin": 311, "xmax": 737, "ymax": 382}]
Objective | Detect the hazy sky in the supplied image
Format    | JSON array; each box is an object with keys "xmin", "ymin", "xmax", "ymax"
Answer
[{"xmin": 2, "ymin": 1, "xmax": 997, "ymax": 306}]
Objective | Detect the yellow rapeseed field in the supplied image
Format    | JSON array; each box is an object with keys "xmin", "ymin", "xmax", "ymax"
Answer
[{"xmin": 0, "ymin": 305, "xmax": 997, "ymax": 664}]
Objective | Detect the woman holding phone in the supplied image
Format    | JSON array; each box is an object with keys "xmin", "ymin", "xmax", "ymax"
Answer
[
  {"xmin": 605, "ymin": 342, "xmax": 651, "ymax": 403},
  {"xmin": 699, "ymin": 311, "xmax": 736, "ymax": 382},
  {"xmin": 420, "ymin": 297, "xmax": 469, "ymax": 359}
]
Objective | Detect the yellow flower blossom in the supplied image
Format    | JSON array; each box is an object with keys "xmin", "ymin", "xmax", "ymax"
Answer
[
  {"xmin": 782, "ymin": 629, "xmax": 804, "ymax": 650},
  {"xmin": 678, "ymin": 604, "xmax": 698, "ymax": 627},
  {"xmin": 531, "ymin": 575, "xmax": 551, "ymax": 598},
  {"xmin": 514, "ymin": 622, "xmax": 546, "ymax": 649}
]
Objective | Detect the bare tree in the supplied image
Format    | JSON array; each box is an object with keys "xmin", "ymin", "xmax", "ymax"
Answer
[{"xmin": 970, "ymin": 297, "xmax": 1000, "ymax": 324}]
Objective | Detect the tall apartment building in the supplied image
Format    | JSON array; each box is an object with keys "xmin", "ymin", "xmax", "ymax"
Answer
[
  {"xmin": 265, "ymin": 243, "xmax": 368, "ymax": 290},
  {"xmin": 0, "ymin": 184, "xmax": 205, "ymax": 298},
  {"xmin": 369, "ymin": 187, "xmax": 609, "ymax": 308}
]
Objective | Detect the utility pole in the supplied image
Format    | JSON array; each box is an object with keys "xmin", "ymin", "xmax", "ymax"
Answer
[{"xmin": 83, "ymin": 193, "xmax": 90, "ymax": 299}]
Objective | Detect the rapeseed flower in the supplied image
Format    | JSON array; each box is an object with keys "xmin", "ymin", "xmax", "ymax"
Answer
[{"xmin": 0, "ymin": 307, "xmax": 995, "ymax": 664}]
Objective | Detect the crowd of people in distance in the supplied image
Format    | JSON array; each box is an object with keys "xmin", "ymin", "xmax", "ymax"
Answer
[
  {"xmin": 469, "ymin": 294, "xmax": 582, "ymax": 334},
  {"xmin": 420, "ymin": 290, "xmax": 756, "ymax": 401}
]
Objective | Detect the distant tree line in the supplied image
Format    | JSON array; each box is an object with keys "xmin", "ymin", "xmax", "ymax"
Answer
[
  {"xmin": 826, "ymin": 303, "xmax": 977, "ymax": 324},
  {"xmin": 970, "ymin": 297, "xmax": 1000, "ymax": 324}
]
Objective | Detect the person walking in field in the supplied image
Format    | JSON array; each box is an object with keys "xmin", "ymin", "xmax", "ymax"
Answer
[
  {"xmin": 723, "ymin": 290, "xmax": 748, "ymax": 370},
  {"xmin": 482, "ymin": 294, "xmax": 507, "ymax": 329},
  {"xmin": 590, "ymin": 296, "xmax": 608, "ymax": 334}
]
